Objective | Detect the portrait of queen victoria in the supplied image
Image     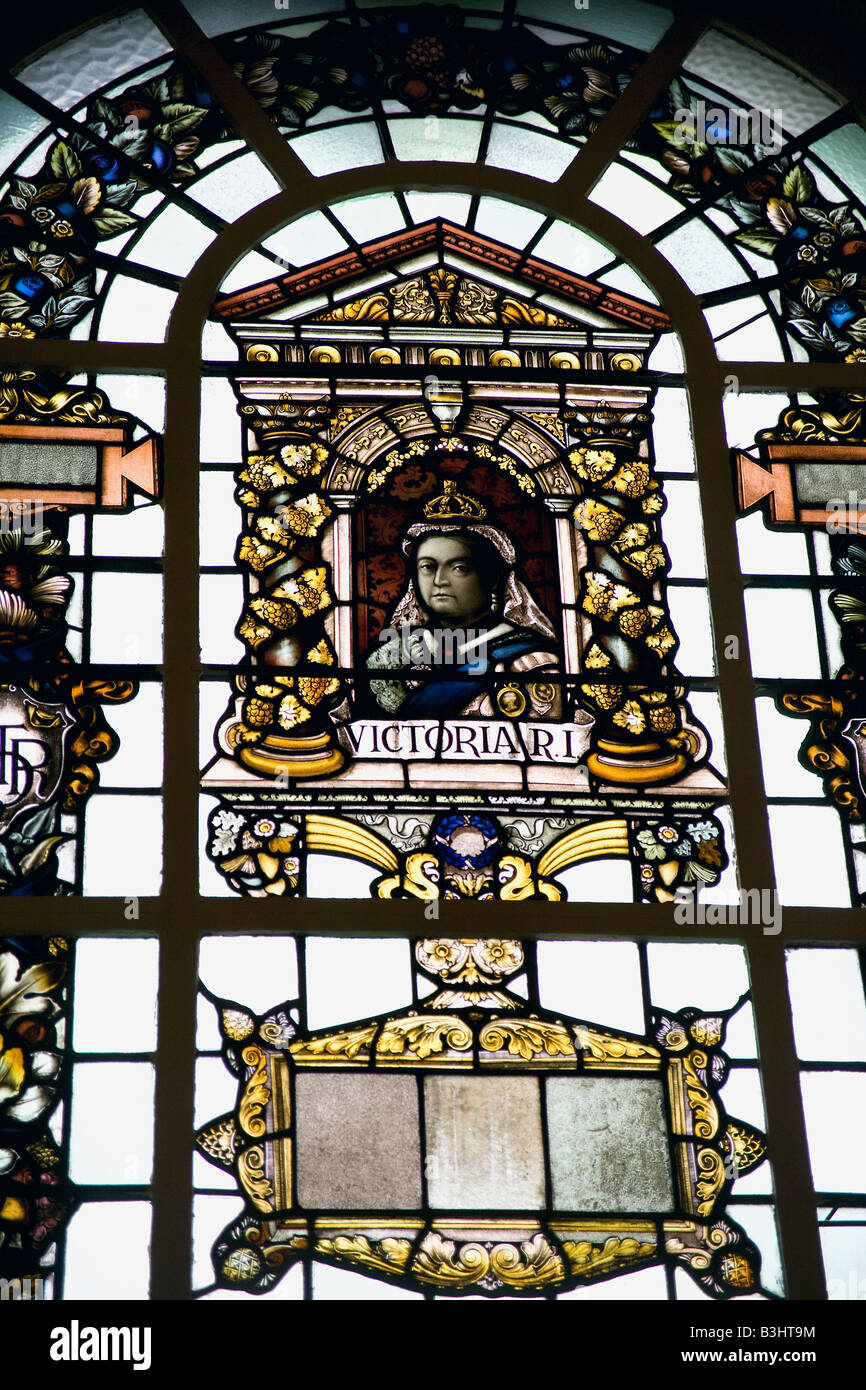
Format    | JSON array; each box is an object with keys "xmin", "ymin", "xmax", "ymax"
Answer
[{"xmin": 364, "ymin": 479, "xmax": 562, "ymax": 721}]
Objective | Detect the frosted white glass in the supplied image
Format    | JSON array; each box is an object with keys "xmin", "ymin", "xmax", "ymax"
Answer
[
  {"xmin": 199, "ymin": 936, "xmax": 299, "ymax": 1014},
  {"xmin": 82, "ymin": 795, "xmax": 162, "ymax": 895},
  {"xmin": 70, "ymin": 1062, "xmax": 154, "ymax": 1184},
  {"xmin": 96, "ymin": 684, "xmax": 163, "ymax": 789},
  {"xmin": 486, "ymin": 124, "xmax": 577, "ymax": 181},
  {"xmin": 305, "ymin": 938, "xmax": 413, "ymax": 1030},
  {"xmin": 63, "ymin": 1203, "xmax": 151, "ymax": 1299},
  {"xmin": 537, "ymin": 940, "xmax": 644, "ymax": 1033},
  {"xmin": 787, "ymin": 950, "xmax": 866, "ymax": 1061},
  {"xmin": 73, "ymin": 940, "xmax": 159, "ymax": 1052}
]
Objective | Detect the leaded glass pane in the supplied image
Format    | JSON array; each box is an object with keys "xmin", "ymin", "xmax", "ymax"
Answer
[
  {"xmin": 0, "ymin": 0, "xmax": 862, "ymax": 1313},
  {"xmin": 193, "ymin": 936, "xmax": 773, "ymax": 1298}
]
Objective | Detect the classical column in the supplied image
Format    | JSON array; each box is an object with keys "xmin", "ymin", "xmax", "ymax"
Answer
[
  {"xmin": 328, "ymin": 493, "xmax": 357, "ymax": 676},
  {"xmin": 567, "ymin": 404, "xmax": 693, "ymax": 785},
  {"xmin": 224, "ymin": 398, "xmax": 347, "ymax": 781},
  {"xmin": 544, "ymin": 496, "xmax": 582, "ymax": 677}
]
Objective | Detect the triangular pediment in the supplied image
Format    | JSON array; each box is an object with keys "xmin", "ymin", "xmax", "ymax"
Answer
[
  {"xmin": 216, "ymin": 220, "xmax": 669, "ymax": 336},
  {"xmin": 310, "ymin": 267, "xmax": 576, "ymax": 329}
]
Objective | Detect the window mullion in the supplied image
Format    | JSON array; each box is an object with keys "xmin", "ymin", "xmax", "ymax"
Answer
[
  {"xmin": 148, "ymin": 289, "xmax": 203, "ymax": 1299},
  {"xmin": 689, "ymin": 340, "xmax": 826, "ymax": 1298}
]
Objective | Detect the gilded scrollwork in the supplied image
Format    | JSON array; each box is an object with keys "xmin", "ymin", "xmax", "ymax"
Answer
[
  {"xmin": 376, "ymin": 852, "xmax": 440, "ymax": 899},
  {"xmin": 239, "ymin": 1046, "xmax": 271, "ymax": 1138},
  {"xmin": 780, "ymin": 691, "xmax": 862, "ymax": 820},
  {"xmin": 773, "ymin": 401, "xmax": 866, "ymax": 444},
  {"xmin": 561, "ymin": 1235, "xmax": 657, "ymax": 1276},
  {"xmin": 695, "ymin": 1147, "xmax": 726, "ymax": 1217},
  {"xmin": 201, "ymin": 969, "xmax": 767, "ymax": 1298},
  {"xmin": 288, "ymin": 1024, "xmax": 377, "ymax": 1063},
  {"xmin": 412, "ymin": 1231, "xmax": 563, "ymax": 1289},
  {"xmin": 412, "ymin": 1234, "xmax": 489, "ymax": 1287},
  {"xmin": 666, "ymin": 1221, "xmax": 760, "ymax": 1297},
  {"xmin": 574, "ymin": 1026, "xmax": 661, "ymax": 1066},
  {"xmin": 390, "ymin": 276, "xmax": 436, "ymax": 321},
  {"xmin": 316, "ymin": 1234, "xmax": 413, "ymax": 1275},
  {"xmin": 377, "ymin": 1015, "xmax": 472, "ymax": 1060},
  {"xmin": 237, "ymin": 1144, "xmax": 274, "ymax": 1212},
  {"xmin": 455, "ymin": 277, "xmax": 497, "ymax": 324},
  {"xmin": 488, "ymin": 1235, "xmax": 564, "ymax": 1288},
  {"xmin": 497, "ymin": 854, "xmax": 546, "ymax": 900},
  {"xmin": 479, "ymin": 1018, "xmax": 576, "ymax": 1060},
  {"xmin": 683, "ymin": 1049, "xmax": 719, "ymax": 1140},
  {"xmin": 313, "ymin": 293, "xmax": 390, "ymax": 322},
  {"xmin": 0, "ymin": 369, "xmax": 124, "ymax": 425}
]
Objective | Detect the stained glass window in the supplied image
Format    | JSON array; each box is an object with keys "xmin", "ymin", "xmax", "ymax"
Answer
[{"xmin": 1, "ymin": 0, "xmax": 864, "ymax": 1325}]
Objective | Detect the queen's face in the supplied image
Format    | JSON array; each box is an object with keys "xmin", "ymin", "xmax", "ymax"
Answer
[{"xmin": 415, "ymin": 536, "xmax": 488, "ymax": 625}]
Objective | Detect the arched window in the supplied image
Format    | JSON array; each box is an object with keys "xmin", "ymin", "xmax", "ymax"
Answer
[{"xmin": 1, "ymin": 0, "xmax": 864, "ymax": 1311}]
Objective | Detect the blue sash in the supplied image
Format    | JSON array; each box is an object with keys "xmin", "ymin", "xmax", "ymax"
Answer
[{"xmin": 399, "ymin": 630, "xmax": 553, "ymax": 717}]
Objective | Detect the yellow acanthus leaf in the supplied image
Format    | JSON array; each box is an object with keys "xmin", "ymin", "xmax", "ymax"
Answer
[
  {"xmin": 277, "ymin": 694, "xmax": 311, "ymax": 730},
  {"xmin": 646, "ymin": 626, "xmax": 676, "ymax": 657},
  {"xmin": 306, "ymin": 638, "xmax": 335, "ymax": 666},
  {"xmin": 583, "ymin": 642, "xmax": 612, "ymax": 669},
  {"xmin": 613, "ymin": 522, "xmax": 651, "ymax": 551},
  {"xmin": 568, "ymin": 447, "xmax": 617, "ymax": 482}
]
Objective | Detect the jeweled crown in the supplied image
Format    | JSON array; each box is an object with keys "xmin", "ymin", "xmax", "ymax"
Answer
[{"xmin": 423, "ymin": 478, "xmax": 487, "ymax": 522}]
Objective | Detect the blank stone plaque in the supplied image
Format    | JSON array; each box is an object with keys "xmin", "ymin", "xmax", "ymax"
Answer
[
  {"xmin": 294, "ymin": 1073, "xmax": 423, "ymax": 1209},
  {"xmin": 546, "ymin": 1076, "xmax": 675, "ymax": 1212},
  {"xmin": 424, "ymin": 1075, "xmax": 545, "ymax": 1209}
]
